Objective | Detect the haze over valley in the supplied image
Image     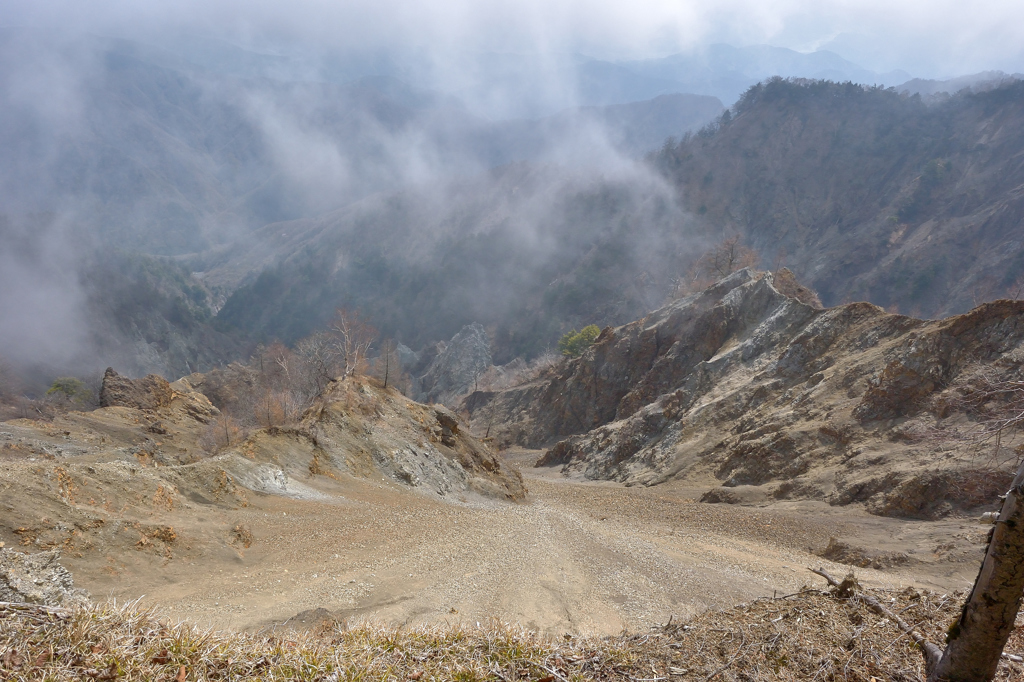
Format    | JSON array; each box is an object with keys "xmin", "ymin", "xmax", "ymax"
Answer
[{"xmin": 5, "ymin": 1, "xmax": 1024, "ymax": 680}]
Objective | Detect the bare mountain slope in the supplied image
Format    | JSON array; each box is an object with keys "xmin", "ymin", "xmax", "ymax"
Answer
[{"xmin": 466, "ymin": 269, "xmax": 1024, "ymax": 518}]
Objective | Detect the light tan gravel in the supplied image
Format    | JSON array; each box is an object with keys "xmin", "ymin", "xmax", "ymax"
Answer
[{"xmin": 48, "ymin": 449, "xmax": 987, "ymax": 636}]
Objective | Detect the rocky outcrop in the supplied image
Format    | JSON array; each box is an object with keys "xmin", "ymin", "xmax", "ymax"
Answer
[
  {"xmin": 0, "ymin": 549, "xmax": 88, "ymax": 606},
  {"xmin": 299, "ymin": 378, "xmax": 525, "ymax": 501},
  {"xmin": 204, "ymin": 376, "xmax": 525, "ymax": 502},
  {"xmin": 99, "ymin": 368, "xmax": 174, "ymax": 410},
  {"xmin": 467, "ymin": 269, "xmax": 806, "ymax": 447},
  {"xmin": 468, "ymin": 269, "xmax": 1024, "ymax": 518},
  {"xmin": 773, "ymin": 268, "xmax": 823, "ymax": 309},
  {"xmin": 417, "ymin": 323, "xmax": 493, "ymax": 406}
]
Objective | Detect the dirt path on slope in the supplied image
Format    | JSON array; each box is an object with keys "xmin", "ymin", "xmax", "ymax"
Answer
[{"xmin": 56, "ymin": 450, "xmax": 987, "ymax": 636}]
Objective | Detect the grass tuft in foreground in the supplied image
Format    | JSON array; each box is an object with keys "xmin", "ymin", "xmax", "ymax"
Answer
[{"xmin": 3, "ymin": 584, "xmax": 1024, "ymax": 680}]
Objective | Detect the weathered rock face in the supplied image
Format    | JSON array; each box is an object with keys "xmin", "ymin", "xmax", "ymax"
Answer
[
  {"xmin": 99, "ymin": 368, "xmax": 174, "ymax": 410},
  {"xmin": 5, "ymin": 363, "xmax": 522, "ymax": 521},
  {"xmin": 300, "ymin": 378, "xmax": 525, "ymax": 501},
  {"xmin": 467, "ymin": 269, "xmax": 1024, "ymax": 518},
  {"xmin": 418, "ymin": 323, "xmax": 493, "ymax": 406},
  {"xmin": 468, "ymin": 269, "xmax": 806, "ymax": 447},
  {"xmin": 198, "ymin": 377, "xmax": 525, "ymax": 502},
  {"xmin": 0, "ymin": 549, "xmax": 88, "ymax": 606}
]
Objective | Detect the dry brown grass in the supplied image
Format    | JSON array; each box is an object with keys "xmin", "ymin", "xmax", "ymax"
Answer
[{"xmin": 4, "ymin": 581, "xmax": 1024, "ymax": 681}]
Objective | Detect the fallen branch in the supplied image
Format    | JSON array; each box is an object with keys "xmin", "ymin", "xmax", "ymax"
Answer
[
  {"xmin": 0, "ymin": 601, "xmax": 71, "ymax": 617},
  {"xmin": 808, "ymin": 567, "xmax": 943, "ymax": 671},
  {"xmin": 703, "ymin": 626, "xmax": 746, "ymax": 681}
]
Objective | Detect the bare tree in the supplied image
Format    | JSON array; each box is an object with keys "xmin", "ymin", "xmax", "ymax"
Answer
[
  {"xmin": 329, "ymin": 308, "xmax": 377, "ymax": 378},
  {"xmin": 199, "ymin": 413, "xmax": 246, "ymax": 454},
  {"xmin": 0, "ymin": 355, "xmax": 13, "ymax": 399},
  {"xmin": 673, "ymin": 236, "xmax": 761, "ymax": 298},
  {"xmin": 704, "ymin": 236, "xmax": 759, "ymax": 279},
  {"xmin": 377, "ymin": 338, "xmax": 400, "ymax": 389},
  {"xmin": 929, "ymin": 466, "xmax": 1024, "ymax": 680},
  {"xmin": 970, "ymin": 275, "xmax": 1000, "ymax": 308},
  {"xmin": 266, "ymin": 341, "xmax": 294, "ymax": 388},
  {"xmin": 926, "ymin": 375, "xmax": 1024, "ymax": 679},
  {"xmin": 248, "ymin": 342, "xmax": 305, "ymax": 426},
  {"xmin": 1006, "ymin": 274, "xmax": 1024, "ymax": 301},
  {"xmin": 294, "ymin": 331, "xmax": 340, "ymax": 397}
]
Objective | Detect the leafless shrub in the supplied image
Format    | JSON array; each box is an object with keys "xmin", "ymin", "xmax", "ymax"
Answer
[
  {"xmin": 772, "ymin": 267, "xmax": 823, "ymax": 308},
  {"xmin": 230, "ymin": 524, "xmax": 254, "ymax": 549},
  {"xmin": 672, "ymin": 236, "xmax": 760, "ymax": 298},
  {"xmin": 944, "ymin": 365, "xmax": 1024, "ymax": 466},
  {"xmin": 198, "ymin": 414, "xmax": 247, "ymax": 455}
]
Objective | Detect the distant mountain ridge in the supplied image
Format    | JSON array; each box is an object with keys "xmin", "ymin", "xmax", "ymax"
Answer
[
  {"xmin": 619, "ymin": 43, "xmax": 910, "ymax": 106},
  {"xmin": 896, "ymin": 71, "xmax": 1024, "ymax": 98},
  {"xmin": 149, "ymin": 35, "xmax": 911, "ymax": 114}
]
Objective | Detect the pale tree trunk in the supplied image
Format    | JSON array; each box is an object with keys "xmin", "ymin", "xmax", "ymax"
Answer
[{"xmin": 928, "ymin": 460, "xmax": 1024, "ymax": 681}]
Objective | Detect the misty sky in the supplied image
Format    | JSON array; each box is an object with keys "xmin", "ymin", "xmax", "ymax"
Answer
[
  {"xmin": 2, "ymin": 0, "xmax": 1024, "ymax": 384},
  {"xmin": 3, "ymin": 0, "xmax": 1024, "ymax": 79}
]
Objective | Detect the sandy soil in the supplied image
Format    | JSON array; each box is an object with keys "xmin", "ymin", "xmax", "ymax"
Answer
[{"xmin": 39, "ymin": 448, "xmax": 988, "ymax": 637}]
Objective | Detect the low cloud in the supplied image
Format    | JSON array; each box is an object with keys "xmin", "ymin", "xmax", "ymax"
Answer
[{"xmin": 2, "ymin": 0, "xmax": 1024, "ymax": 76}]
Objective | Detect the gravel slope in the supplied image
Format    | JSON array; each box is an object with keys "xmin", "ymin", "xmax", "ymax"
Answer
[{"xmin": 49, "ymin": 450, "xmax": 987, "ymax": 636}]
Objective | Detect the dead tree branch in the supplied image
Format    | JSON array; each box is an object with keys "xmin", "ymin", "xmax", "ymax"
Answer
[{"xmin": 808, "ymin": 568, "xmax": 942, "ymax": 671}]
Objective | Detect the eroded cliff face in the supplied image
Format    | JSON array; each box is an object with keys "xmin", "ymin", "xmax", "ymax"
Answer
[
  {"xmin": 465, "ymin": 269, "xmax": 805, "ymax": 446},
  {"xmin": 294, "ymin": 378, "xmax": 525, "ymax": 501},
  {"xmin": 466, "ymin": 269, "xmax": 1024, "ymax": 518},
  {"xmin": 411, "ymin": 323, "xmax": 494, "ymax": 406}
]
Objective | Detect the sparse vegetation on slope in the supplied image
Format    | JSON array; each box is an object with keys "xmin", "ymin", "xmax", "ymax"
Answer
[
  {"xmin": 5, "ymin": 582, "xmax": 1024, "ymax": 681},
  {"xmin": 557, "ymin": 325, "xmax": 601, "ymax": 357}
]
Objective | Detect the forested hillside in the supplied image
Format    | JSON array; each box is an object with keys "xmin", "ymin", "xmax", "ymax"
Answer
[
  {"xmin": 653, "ymin": 78, "xmax": 1024, "ymax": 317},
  {"xmin": 213, "ymin": 78, "xmax": 1024, "ymax": 363}
]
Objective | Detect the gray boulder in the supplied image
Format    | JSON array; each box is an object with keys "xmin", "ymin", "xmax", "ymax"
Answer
[{"xmin": 0, "ymin": 548, "xmax": 89, "ymax": 606}]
